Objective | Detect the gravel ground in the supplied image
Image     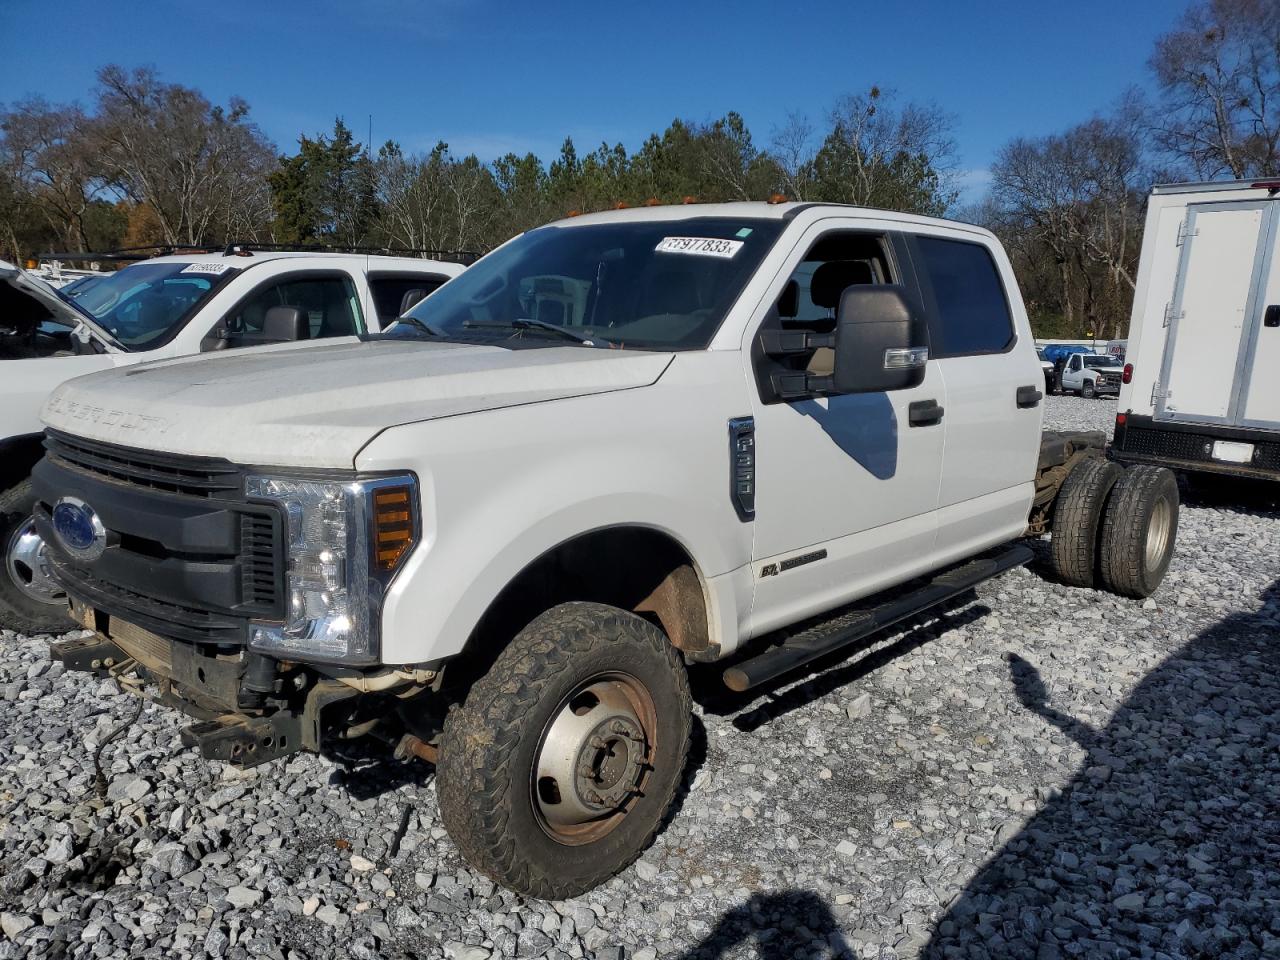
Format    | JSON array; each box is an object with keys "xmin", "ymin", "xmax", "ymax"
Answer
[{"xmin": 2, "ymin": 394, "xmax": 1278, "ymax": 960}]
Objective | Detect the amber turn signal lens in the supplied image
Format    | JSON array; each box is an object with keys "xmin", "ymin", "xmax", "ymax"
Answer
[{"xmin": 373, "ymin": 486, "xmax": 415, "ymax": 572}]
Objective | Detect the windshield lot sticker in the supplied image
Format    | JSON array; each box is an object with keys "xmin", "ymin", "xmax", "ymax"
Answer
[
  {"xmin": 180, "ymin": 262, "xmax": 232, "ymax": 275},
  {"xmin": 655, "ymin": 236, "xmax": 744, "ymax": 259}
]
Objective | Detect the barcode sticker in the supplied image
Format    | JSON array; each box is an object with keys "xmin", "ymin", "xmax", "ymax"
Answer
[
  {"xmin": 180, "ymin": 262, "xmax": 232, "ymax": 275},
  {"xmin": 655, "ymin": 236, "xmax": 744, "ymax": 259}
]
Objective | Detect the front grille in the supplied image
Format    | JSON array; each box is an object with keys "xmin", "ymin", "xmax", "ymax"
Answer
[
  {"xmin": 51, "ymin": 556, "xmax": 246, "ymax": 645},
  {"xmin": 240, "ymin": 514, "xmax": 281, "ymax": 607},
  {"xmin": 45, "ymin": 429, "xmax": 241, "ymax": 498},
  {"xmin": 37, "ymin": 431, "xmax": 286, "ymax": 631}
]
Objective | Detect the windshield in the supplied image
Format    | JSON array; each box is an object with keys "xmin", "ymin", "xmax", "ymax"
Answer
[
  {"xmin": 1083, "ymin": 355, "xmax": 1119, "ymax": 369},
  {"xmin": 69, "ymin": 262, "xmax": 230, "ymax": 350},
  {"xmin": 404, "ymin": 217, "xmax": 785, "ymax": 350}
]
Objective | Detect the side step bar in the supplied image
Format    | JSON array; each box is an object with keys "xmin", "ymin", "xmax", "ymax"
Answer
[{"xmin": 722, "ymin": 545, "xmax": 1033, "ymax": 692}]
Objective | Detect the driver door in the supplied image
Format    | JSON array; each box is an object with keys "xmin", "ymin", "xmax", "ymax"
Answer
[{"xmin": 740, "ymin": 222, "xmax": 946, "ymax": 639}]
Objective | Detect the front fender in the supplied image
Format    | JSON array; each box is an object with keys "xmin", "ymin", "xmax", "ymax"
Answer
[{"xmin": 355, "ymin": 354, "xmax": 756, "ymax": 664}]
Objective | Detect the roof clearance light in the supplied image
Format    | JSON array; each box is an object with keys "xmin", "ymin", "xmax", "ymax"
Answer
[
  {"xmin": 682, "ymin": 196, "xmax": 697, "ymax": 205},
  {"xmin": 614, "ymin": 201, "xmax": 629, "ymax": 209},
  {"xmin": 767, "ymin": 193, "xmax": 787, "ymax": 204},
  {"xmin": 645, "ymin": 197, "xmax": 660, "ymax": 207},
  {"xmin": 566, "ymin": 210, "xmax": 582, "ymax": 218}
]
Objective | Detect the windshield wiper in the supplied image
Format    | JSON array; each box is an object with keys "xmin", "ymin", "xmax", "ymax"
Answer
[{"xmin": 463, "ymin": 317, "xmax": 606, "ymax": 346}]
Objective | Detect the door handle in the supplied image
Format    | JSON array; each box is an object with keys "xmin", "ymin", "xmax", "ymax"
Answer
[
  {"xmin": 1265, "ymin": 304, "xmax": 1280, "ymax": 328},
  {"xmin": 908, "ymin": 399, "xmax": 944, "ymax": 426},
  {"xmin": 1016, "ymin": 384, "xmax": 1043, "ymax": 408}
]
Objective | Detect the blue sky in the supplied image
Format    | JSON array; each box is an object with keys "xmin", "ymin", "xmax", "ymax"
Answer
[{"xmin": 2, "ymin": 0, "xmax": 1183, "ymax": 204}]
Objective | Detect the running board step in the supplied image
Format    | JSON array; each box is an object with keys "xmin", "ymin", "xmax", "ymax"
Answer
[{"xmin": 722, "ymin": 545, "xmax": 1033, "ymax": 692}]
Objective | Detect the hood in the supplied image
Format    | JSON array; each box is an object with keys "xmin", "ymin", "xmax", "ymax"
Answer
[
  {"xmin": 42, "ymin": 338, "xmax": 674, "ymax": 468},
  {"xmin": 0, "ymin": 260, "xmax": 120, "ymax": 349}
]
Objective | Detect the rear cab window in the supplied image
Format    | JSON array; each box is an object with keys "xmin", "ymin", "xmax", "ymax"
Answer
[
  {"xmin": 909, "ymin": 235, "xmax": 1014, "ymax": 358},
  {"xmin": 368, "ymin": 273, "xmax": 450, "ymax": 321}
]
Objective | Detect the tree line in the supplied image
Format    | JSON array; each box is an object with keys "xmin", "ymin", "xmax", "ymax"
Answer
[
  {"xmin": 0, "ymin": 72, "xmax": 957, "ymax": 259},
  {"xmin": 1, "ymin": 0, "xmax": 1276, "ymax": 338}
]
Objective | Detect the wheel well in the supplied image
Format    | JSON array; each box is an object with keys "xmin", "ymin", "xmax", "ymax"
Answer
[
  {"xmin": 455, "ymin": 527, "xmax": 713, "ymax": 686},
  {"xmin": 0, "ymin": 434, "xmax": 44, "ymax": 491}
]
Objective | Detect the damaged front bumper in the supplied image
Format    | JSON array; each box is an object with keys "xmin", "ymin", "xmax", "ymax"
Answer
[{"xmin": 52, "ymin": 601, "xmax": 368, "ymax": 768}]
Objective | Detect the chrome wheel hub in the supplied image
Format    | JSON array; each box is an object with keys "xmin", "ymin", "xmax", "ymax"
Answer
[
  {"xmin": 5, "ymin": 517, "xmax": 66, "ymax": 605},
  {"xmin": 533, "ymin": 675, "xmax": 654, "ymax": 843},
  {"xmin": 1145, "ymin": 497, "xmax": 1172, "ymax": 569}
]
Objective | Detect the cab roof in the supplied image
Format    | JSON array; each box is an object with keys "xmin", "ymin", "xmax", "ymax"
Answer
[
  {"xmin": 141, "ymin": 251, "xmax": 465, "ymax": 272},
  {"xmin": 548, "ymin": 200, "xmax": 994, "ymax": 239}
]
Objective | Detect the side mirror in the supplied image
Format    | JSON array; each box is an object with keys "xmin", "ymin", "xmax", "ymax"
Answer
[
  {"xmin": 262, "ymin": 305, "xmax": 309, "ymax": 342},
  {"xmin": 831, "ymin": 285, "xmax": 929, "ymax": 394}
]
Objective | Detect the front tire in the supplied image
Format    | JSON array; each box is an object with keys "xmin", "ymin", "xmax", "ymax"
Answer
[
  {"xmin": 436, "ymin": 602, "xmax": 692, "ymax": 899},
  {"xmin": 1099, "ymin": 466, "xmax": 1179, "ymax": 598},
  {"xmin": 1081, "ymin": 381, "xmax": 1096, "ymax": 399},
  {"xmin": 1, "ymin": 478, "xmax": 73, "ymax": 635}
]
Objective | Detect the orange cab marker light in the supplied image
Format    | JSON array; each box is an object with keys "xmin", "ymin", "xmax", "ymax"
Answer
[
  {"xmin": 767, "ymin": 193, "xmax": 787, "ymax": 204},
  {"xmin": 645, "ymin": 197, "xmax": 661, "ymax": 206},
  {"xmin": 681, "ymin": 196, "xmax": 697, "ymax": 205}
]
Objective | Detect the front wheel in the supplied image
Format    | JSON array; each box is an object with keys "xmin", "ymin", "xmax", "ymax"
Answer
[
  {"xmin": 1, "ymin": 478, "xmax": 73, "ymax": 635},
  {"xmin": 436, "ymin": 602, "xmax": 692, "ymax": 899},
  {"xmin": 1081, "ymin": 381, "xmax": 1096, "ymax": 399}
]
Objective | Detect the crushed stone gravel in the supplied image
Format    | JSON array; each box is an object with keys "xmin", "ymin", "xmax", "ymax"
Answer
[{"xmin": 1, "ymin": 394, "xmax": 1277, "ymax": 959}]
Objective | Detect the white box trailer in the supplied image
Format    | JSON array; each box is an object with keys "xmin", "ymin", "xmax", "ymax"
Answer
[{"xmin": 1113, "ymin": 178, "xmax": 1280, "ymax": 480}]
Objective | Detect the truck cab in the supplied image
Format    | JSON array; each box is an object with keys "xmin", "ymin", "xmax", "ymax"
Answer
[
  {"xmin": 30, "ymin": 203, "xmax": 1177, "ymax": 899},
  {"xmin": 1, "ymin": 250, "xmax": 466, "ymax": 633}
]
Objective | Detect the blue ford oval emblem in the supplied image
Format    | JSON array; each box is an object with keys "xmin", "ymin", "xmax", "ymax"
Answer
[{"xmin": 52, "ymin": 497, "xmax": 107, "ymax": 561}]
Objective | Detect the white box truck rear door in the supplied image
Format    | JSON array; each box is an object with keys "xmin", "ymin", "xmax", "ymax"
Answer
[
  {"xmin": 1157, "ymin": 200, "xmax": 1276, "ymax": 425},
  {"xmin": 1237, "ymin": 219, "xmax": 1280, "ymax": 427}
]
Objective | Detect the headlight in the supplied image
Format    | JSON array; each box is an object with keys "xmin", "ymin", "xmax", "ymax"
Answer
[{"xmin": 244, "ymin": 474, "xmax": 418, "ymax": 664}]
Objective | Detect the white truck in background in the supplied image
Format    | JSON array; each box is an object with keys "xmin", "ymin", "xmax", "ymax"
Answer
[
  {"xmin": 1, "ymin": 249, "xmax": 466, "ymax": 633},
  {"xmin": 1113, "ymin": 179, "xmax": 1280, "ymax": 481},
  {"xmin": 1059, "ymin": 351, "xmax": 1124, "ymax": 399}
]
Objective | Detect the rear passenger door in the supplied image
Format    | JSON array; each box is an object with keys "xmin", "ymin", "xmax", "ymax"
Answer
[{"xmin": 904, "ymin": 232, "xmax": 1042, "ymax": 563}]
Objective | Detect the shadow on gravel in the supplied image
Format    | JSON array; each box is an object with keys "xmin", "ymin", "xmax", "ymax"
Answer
[
  {"xmin": 676, "ymin": 890, "xmax": 853, "ymax": 959},
  {"xmin": 693, "ymin": 597, "xmax": 990, "ymax": 733},
  {"xmin": 325, "ymin": 738, "xmax": 435, "ymax": 801},
  {"xmin": 1180, "ymin": 474, "xmax": 1280, "ymax": 518},
  {"xmin": 925, "ymin": 581, "xmax": 1280, "ymax": 959}
]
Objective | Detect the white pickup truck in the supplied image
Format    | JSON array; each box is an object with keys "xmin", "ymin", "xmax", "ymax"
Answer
[
  {"xmin": 32, "ymin": 203, "xmax": 1179, "ymax": 898},
  {"xmin": 1058, "ymin": 351, "xmax": 1125, "ymax": 398},
  {"xmin": 1, "ymin": 250, "xmax": 465, "ymax": 634}
]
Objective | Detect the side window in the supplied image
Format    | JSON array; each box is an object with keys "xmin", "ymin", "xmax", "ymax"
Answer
[
  {"xmin": 912, "ymin": 236, "xmax": 1014, "ymax": 357},
  {"xmin": 369, "ymin": 274, "xmax": 448, "ymax": 321},
  {"xmin": 1071, "ymin": 356, "xmax": 1082, "ymax": 371},
  {"xmin": 776, "ymin": 232, "xmax": 892, "ymax": 332},
  {"xmin": 753, "ymin": 231, "xmax": 893, "ymax": 398},
  {"xmin": 223, "ymin": 274, "xmax": 363, "ymax": 342}
]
